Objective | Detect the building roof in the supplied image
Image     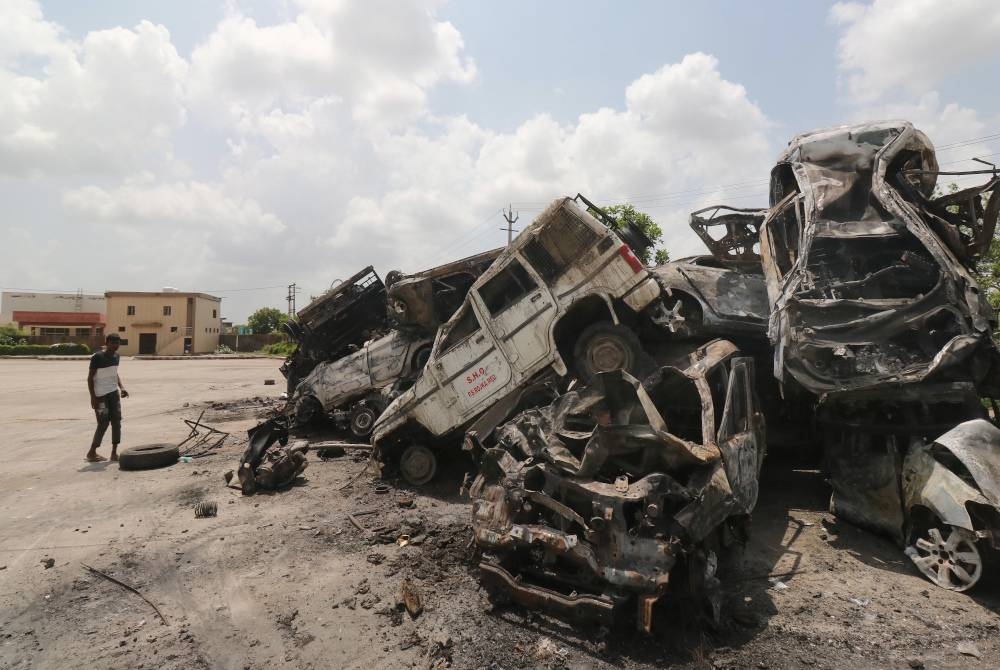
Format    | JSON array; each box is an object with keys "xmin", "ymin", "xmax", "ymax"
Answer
[
  {"xmin": 104, "ymin": 291, "xmax": 221, "ymax": 302},
  {"xmin": 13, "ymin": 311, "xmax": 105, "ymax": 325}
]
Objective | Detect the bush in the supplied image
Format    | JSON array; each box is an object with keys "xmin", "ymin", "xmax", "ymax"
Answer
[
  {"xmin": 0, "ymin": 343, "xmax": 91, "ymax": 356},
  {"xmin": 215, "ymin": 344, "xmax": 234, "ymax": 354},
  {"xmin": 0, "ymin": 325, "xmax": 28, "ymax": 346},
  {"xmin": 263, "ymin": 341, "xmax": 296, "ymax": 357}
]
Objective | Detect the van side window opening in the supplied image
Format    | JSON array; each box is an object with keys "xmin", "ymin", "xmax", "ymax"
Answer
[
  {"xmin": 478, "ymin": 259, "xmax": 539, "ymax": 315},
  {"xmin": 523, "ymin": 209, "xmax": 601, "ymax": 283},
  {"xmin": 439, "ymin": 305, "xmax": 480, "ymax": 352}
]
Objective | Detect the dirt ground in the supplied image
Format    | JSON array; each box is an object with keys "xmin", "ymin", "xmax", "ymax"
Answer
[{"xmin": 2, "ymin": 358, "xmax": 999, "ymax": 670}]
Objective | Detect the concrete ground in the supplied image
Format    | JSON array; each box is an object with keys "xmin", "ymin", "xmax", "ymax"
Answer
[{"xmin": 2, "ymin": 358, "xmax": 1000, "ymax": 670}]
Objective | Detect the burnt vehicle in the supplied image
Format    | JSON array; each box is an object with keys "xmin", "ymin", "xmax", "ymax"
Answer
[
  {"xmin": 386, "ymin": 248, "xmax": 502, "ymax": 333},
  {"xmin": 291, "ymin": 329, "xmax": 433, "ymax": 436},
  {"xmin": 757, "ymin": 120, "xmax": 1000, "ymax": 591},
  {"xmin": 652, "ymin": 205, "xmax": 770, "ymax": 343},
  {"xmin": 285, "ymin": 251, "xmax": 504, "ymax": 435},
  {"xmin": 281, "ymin": 266, "xmax": 388, "ymax": 394},
  {"xmin": 759, "ymin": 120, "xmax": 1000, "ymax": 397},
  {"xmin": 371, "ymin": 195, "xmax": 667, "ymax": 485},
  {"xmin": 470, "ymin": 339, "xmax": 765, "ymax": 632},
  {"xmin": 902, "ymin": 419, "xmax": 1000, "ymax": 592}
]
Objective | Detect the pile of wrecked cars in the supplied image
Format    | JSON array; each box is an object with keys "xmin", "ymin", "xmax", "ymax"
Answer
[
  {"xmin": 759, "ymin": 121, "xmax": 1000, "ymax": 592},
  {"xmin": 239, "ymin": 119, "xmax": 1000, "ymax": 632}
]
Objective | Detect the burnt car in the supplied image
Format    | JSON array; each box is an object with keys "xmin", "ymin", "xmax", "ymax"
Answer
[
  {"xmin": 759, "ymin": 120, "xmax": 1000, "ymax": 397},
  {"xmin": 903, "ymin": 419, "xmax": 1000, "ymax": 592},
  {"xmin": 371, "ymin": 195, "xmax": 666, "ymax": 484},
  {"xmin": 651, "ymin": 205, "xmax": 770, "ymax": 343},
  {"xmin": 281, "ymin": 266, "xmax": 388, "ymax": 395},
  {"xmin": 386, "ymin": 248, "xmax": 503, "ymax": 333},
  {"xmin": 290, "ymin": 329, "xmax": 433, "ymax": 436},
  {"xmin": 284, "ymin": 251, "xmax": 505, "ymax": 435},
  {"xmin": 470, "ymin": 339, "xmax": 765, "ymax": 632}
]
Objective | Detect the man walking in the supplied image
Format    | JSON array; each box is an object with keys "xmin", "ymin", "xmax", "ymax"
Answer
[{"xmin": 86, "ymin": 333, "xmax": 129, "ymax": 462}]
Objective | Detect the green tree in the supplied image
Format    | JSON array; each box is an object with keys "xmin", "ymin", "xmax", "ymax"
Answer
[
  {"xmin": 599, "ymin": 203, "xmax": 670, "ymax": 266},
  {"xmin": 247, "ymin": 307, "xmax": 288, "ymax": 334}
]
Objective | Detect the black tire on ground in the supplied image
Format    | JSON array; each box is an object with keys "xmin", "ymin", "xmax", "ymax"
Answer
[
  {"xmin": 399, "ymin": 444, "xmax": 437, "ymax": 486},
  {"xmin": 349, "ymin": 404, "xmax": 379, "ymax": 438},
  {"xmin": 572, "ymin": 321, "xmax": 644, "ymax": 386},
  {"xmin": 118, "ymin": 443, "xmax": 180, "ymax": 470}
]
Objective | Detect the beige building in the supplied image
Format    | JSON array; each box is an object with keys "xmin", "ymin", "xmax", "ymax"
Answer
[{"xmin": 105, "ymin": 290, "xmax": 222, "ymax": 355}]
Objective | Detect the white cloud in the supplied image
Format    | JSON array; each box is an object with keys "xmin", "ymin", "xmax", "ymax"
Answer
[
  {"xmin": 0, "ymin": 2, "xmax": 773, "ymax": 320},
  {"xmin": 63, "ymin": 178, "xmax": 284, "ymax": 233},
  {"xmin": 831, "ymin": 0, "xmax": 1000, "ymax": 103},
  {"xmin": 187, "ymin": 0, "xmax": 475, "ymax": 129},
  {"xmin": 328, "ymin": 53, "xmax": 774, "ymax": 268},
  {"xmin": 0, "ymin": 9, "xmax": 188, "ymax": 178}
]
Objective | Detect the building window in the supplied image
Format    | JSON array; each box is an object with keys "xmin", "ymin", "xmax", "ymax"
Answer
[
  {"xmin": 119, "ymin": 339, "xmax": 129, "ymax": 346},
  {"xmin": 212, "ymin": 309, "xmax": 217, "ymax": 318},
  {"xmin": 163, "ymin": 306, "xmax": 172, "ymax": 316},
  {"xmin": 40, "ymin": 327, "xmax": 69, "ymax": 336},
  {"xmin": 75, "ymin": 328, "xmax": 91, "ymax": 337},
  {"xmin": 170, "ymin": 326, "xmax": 178, "ymax": 333},
  {"xmin": 118, "ymin": 326, "xmax": 126, "ymax": 332},
  {"xmin": 127, "ymin": 305, "xmax": 136, "ymax": 316}
]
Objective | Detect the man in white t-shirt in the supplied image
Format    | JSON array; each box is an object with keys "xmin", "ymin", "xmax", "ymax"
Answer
[{"xmin": 86, "ymin": 333, "xmax": 129, "ymax": 462}]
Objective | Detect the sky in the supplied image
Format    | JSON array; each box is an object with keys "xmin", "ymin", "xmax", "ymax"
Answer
[{"xmin": 3, "ymin": 0, "xmax": 1000, "ymax": 323}]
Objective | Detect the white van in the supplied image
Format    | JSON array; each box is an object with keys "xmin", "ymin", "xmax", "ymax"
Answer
[{"xmin": 371, "ymin": 195, "xmax": 665, "ymax": 484}]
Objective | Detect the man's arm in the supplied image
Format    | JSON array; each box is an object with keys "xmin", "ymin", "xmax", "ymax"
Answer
[
  {"xmin": 88, "ymin": 368, "xmax": 98, "ymax": 409},
  {"xmin": 117, "ymin": 373, "xmax": 129, "ymax": 398}
]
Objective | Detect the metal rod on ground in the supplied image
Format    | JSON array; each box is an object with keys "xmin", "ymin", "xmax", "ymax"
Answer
[{"xmin": 82, "ymin": 563, "xmax": 168, "ymax": 625}]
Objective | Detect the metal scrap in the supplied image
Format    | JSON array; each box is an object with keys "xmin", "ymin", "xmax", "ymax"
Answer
[{"xmin": 470, "ymin": 339, "xmax": 764, "ymax": 632}]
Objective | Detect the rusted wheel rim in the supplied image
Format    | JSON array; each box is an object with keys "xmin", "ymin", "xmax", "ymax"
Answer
[
  {"xmin": 586, "ymin": 335, "xmax": 632, "ymax": 374},
  {"xmin": 399, "ymin": 445, "xmax": 436, "ymax": 486},
  {"xmin": 351, "ymin": 408, "xmax": 376, "ymax": 436},
  {"xmin": 907, "ymin": 525, "xmax": 982, "ymax": 592}
]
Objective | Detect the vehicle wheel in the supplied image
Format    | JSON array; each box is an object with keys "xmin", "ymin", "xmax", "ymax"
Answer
[
  {"xmin": 399, "ymin": 444, "xmax": 437, "ymax": 486},
  {"xmin": 412, "ymin": 345, "xmax": 432, "ymax": 372},
  {"xmin": 118, "ymin": 443, "xmax": 180, "ymax": 470},
  {"xmin": 350, "ymin": 404, "xmax": 379, "ymax": 438},
  {"xmin": 906, "ymin": 524, "xmax": 983, "ymax": 591},
  {"xmin": 572, "ymin": 322, "xmax": 643, "ymax": 385}
]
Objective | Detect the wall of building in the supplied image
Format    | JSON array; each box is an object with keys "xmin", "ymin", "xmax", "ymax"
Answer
[
  {"xmin": 105, "ymin": 293, "xmax": 221, "ymax": 355},
  {"xmin": 192, "ymin": 295, "xmax": 222, "ymax": 353},
  {"xmin": 1, "ymin": 292, "xmax": 105, "ymax": 326}
]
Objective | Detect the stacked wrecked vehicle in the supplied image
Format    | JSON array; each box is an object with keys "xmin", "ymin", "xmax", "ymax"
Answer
[
  {"xmin": 282, "ymin": 250, "xmax": 501, "ymax": 436},
  {"xmin": 758, "ymin": 121, "xmax": 1000, "ymax": 591},
  {"xmin": 471, "ymin": 340, "xmax": 764, "ymax": 632},
  {"xmin": 240, "ymin": 119, "xmax": 1000, "ymax": 630}
]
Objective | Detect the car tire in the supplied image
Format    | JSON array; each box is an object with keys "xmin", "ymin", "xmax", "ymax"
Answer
[
  {"xmin": 118, "ymin": 443, "xmax": 180, "ymax": 470},
  {"xmin": 350, "ymin": 404, "xmax": 379, "ymax": 438},
  {"xmin": 399, "ymin": 444, "xmax": 437, "ymax": 486},
  {"xmin": 572, "ymin": 322, "xmax": 643, "ymax": 386}
]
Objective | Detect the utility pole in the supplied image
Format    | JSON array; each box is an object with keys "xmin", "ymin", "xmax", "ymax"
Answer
[
  {"xmin": 501, "ymin": 205, "xmax": 519, "ymax": 246},
  {"xmin": 286, "ymin": 283, "xmax": 297, "ymax": 317}
]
